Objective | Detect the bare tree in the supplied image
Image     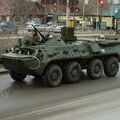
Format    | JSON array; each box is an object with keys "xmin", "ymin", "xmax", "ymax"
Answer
[
  {"xmin": 11, "ymin": 0, "xmax": 43, "ymax": 22},
  {"xmin": 87, "ymin": 0, "xmax": 110, "ymax": 24},
  {"xmin": 0, "ymin": 0, "xmax": 13, "ymax": 20}
]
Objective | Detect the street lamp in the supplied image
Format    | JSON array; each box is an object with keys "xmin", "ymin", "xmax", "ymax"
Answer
[
  {"xmin": 54, "ymin": 2, "xmax": 57, "ymax": 24},
  {"xmin": 66, "ymin": 0, "xmax": 70, "ymax": 27}
]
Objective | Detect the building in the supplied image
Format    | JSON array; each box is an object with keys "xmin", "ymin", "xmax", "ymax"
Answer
[
  {"xmin": 0, "ymin": 0, "xmax": 119, "ymax": 29},
  {"xmin": 0, "ymin": 0, "xmax": 43, "ymax": 21},
  {"xmin": 0, "ymin": 0, "xmax": 13, "ymax": 21},
  {"xmin": 0, "ymin": 0, "xmax": 80, "ymax": 23},
  {"xmin": 105, "ymin": 3, "xmax": 120, "ymax": 30}
]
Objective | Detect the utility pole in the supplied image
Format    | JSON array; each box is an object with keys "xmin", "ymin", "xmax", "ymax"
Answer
[
  {"xmin": 54, "ymin": 2, "xmax": 57, "ymax": 24},
  {"xmin": 54, "ymin": 0, "xmax": 59, "ymax": 24},
  {"xmin": 74, "ymin": 0, "xmax": 75, "ymax": 27},
  {"xmin": 110, "ymin": 1, "xmax": 113, "ymax": 30},
  {"xmin": 66, "ymin": 0, "xmax": 70, "ymax": 27},
  {"xmin": 96, "ymin": 0, "xmax": 99, "ymax": 31},
  {"xmin": 83, "ymin": 0, "xmax": 86, "ymax": 20}
]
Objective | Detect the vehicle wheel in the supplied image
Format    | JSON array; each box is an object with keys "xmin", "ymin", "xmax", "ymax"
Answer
[
  {"xmin": 104, "ymin": 57, "xmax": 119, "ymax": 77},
  {"xmin": 35, "ymin": 75, "xmax": 41, "ymax": 78},
  {"xmin": 87, "ymin": 59, "xmax": 103, "ymax": 79},
  {"xmin": 42, "ymin": 64, "xmax": 63, "ymax": 87},
  {"xmin": 10, "ymin": 70, "xmax": 26, "ymax": 81},
  {"xmin": 64, "ymin": 62, "xmax": 81, "ymax": 83}
]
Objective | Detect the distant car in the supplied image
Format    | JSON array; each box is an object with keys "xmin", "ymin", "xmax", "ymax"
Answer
[
  {"xmin": 25, "ymin": 21, "xmax": 42, "ymax": 31},
  {"xmin": 38, "ymin": 24, "xmax": 48, "ymax": 31},
  {"xmin": 0, "ymin": 21, "xmax": 18, "ymax": 34},
  {"xmin": 47, "ymin": 21, "xmax": 53, "ymax": 26},
  {"xmin": 53, "ymin": 25, "xmax": 64, "ymax": 33},
  {"xmin": 26, "ymin": 24, "xmax": 47, "ymax": 32},
  {"xmin": 26, "ymin": 20, "xmax": 34, "ymax": 26},
  {"xmin": 26, "ymin": 20, "xmax": 42, "ymax": 25},
  {"xmin": 26, "ymin": 24, "xmax": 40, "ymax": 31},
  {"xmin": 26, "ymin": 20, "xmax": 38, "ymax": 26},
  {"xmin": 75, "ymin": 25, "xmax": 81, "ymax": 30}
]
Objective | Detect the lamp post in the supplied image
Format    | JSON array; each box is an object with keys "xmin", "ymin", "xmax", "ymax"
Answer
[
  {"xmin": 54, "ymin": 2, "xmax": 57, "ymax": 24},
  {"xmin": 66, "ymin": 0, "xmax": 70, "ymax": 27},
  {"xmin": 73, "ymin": 0, "xmax": 75, "ymax": 26},
  {"xmin": 44, "ymin": 0, "xmax": 47, "ymax": 24},
  {"xmin": 110, "ymin": 1, "xmax": 113, "ymax": 30},
  {"xmin": 83, "ymin": 0, "xmax": 85, "ymax": 21},
  {"xmin": 96, "ymin": 0, "xmax": 99, "ymax": 31}
]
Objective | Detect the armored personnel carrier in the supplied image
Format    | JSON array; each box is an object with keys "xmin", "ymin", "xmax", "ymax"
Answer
[{"xmin": 0, "ymin": 27, "xmax": 120, "ymax": 87}]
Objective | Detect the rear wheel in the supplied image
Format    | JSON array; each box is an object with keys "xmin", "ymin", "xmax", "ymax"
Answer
[
  {"xmin": 10, "ymin": 70, "xmax": 26, "ymax": 81},
  {"xmin": 64, "ymin": 61, "xmax": 81, "ymax": 83},
  {"xmin": 104, "ymin": 57, "xmax": 119, "ymax": 77},
  {"xmin": 42, "ymin": 64, "xmax": 63, "ymax": 87},
  {"xmin": 87, "ymin": 59, "xmax": 103, "ymax": 79}
]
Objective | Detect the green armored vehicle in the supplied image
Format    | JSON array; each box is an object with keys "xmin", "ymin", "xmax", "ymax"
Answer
[{"xmin": 0, "ymin": 27, "xmax": 120, "ymax": 87}]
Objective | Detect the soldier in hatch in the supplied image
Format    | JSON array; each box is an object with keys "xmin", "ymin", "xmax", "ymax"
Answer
[{"xmin": 32, "ymin": 29, "xmax": 40, "ymax": 44}]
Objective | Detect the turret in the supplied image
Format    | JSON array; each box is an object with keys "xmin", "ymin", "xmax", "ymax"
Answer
[
  {"xmin": 62, "ymin": 0, "xmax": 76, "ymax": 42},
  {"xmin": 61, "ymin": 27, "xmax": 76, "ymax": 42}
]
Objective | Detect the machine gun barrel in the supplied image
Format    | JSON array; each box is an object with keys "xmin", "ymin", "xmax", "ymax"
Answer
[{"xmin": 32, "ymin": 25, "xmax": 47, "ymax": 42}]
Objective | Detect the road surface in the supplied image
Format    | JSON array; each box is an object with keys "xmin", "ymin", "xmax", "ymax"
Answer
[{"xmin": 0, "ymin": 70, "xmax": 120, "ymax": 119}]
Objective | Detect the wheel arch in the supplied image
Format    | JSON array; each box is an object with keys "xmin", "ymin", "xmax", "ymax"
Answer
[{"xmin": 41, "ymin": 54, "xmax": 119, "ymax": 76}]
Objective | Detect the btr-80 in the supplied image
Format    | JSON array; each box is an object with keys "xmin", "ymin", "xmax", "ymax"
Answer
[{"xmin": 0, "ymin": 27, "xmax": 120, "ymax": 87}]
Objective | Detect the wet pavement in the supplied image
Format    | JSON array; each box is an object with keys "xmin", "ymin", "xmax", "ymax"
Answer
[{"xmin": 0, "ymin": 71, "xmax": 120, "ymax": 119}]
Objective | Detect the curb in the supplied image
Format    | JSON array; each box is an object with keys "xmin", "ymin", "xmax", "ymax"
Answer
[
  {"xmin": 76, "ymin": 33, "xmax": 115, "ymax": 37},
  {"xmin": 0, "ymin": 69, "xmax": 8, "ymax": 74}
]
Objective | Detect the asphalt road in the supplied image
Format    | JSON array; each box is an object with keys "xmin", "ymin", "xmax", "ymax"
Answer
[{"xmin": 0, "ymin": 70, "xmax": 120, "ymax": 119}]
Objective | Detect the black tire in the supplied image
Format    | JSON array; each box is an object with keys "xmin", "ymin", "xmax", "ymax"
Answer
[
  {"xmin": 42, "ymin": 64, "xmax": 63, "ymax": 87},
  {"xmin": 104, "ymin": 57, "xmax": 119, "ymax": 77},
  {"xmin": 10, "ymin": 70, "xmax": 26, "ymax": 81},
  {"xmin": 35, "ymin": 75, "xmax": 41, "ymax": 80},
  {"xmin": 87, "ymin": 59, "xmax": 103, "ymax": 79},
  {"xmin": 64, "ymin": 62, "xmax": 81, "ymax": 83}
]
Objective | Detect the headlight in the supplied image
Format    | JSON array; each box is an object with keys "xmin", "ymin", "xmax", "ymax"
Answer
[
  {"xmin": 19, "ymin": 50, "xmax": 21, "ymax": 54},
  {"xmin": 11, "ymin": 47, "xmax": 14, "ymax": 51},
  {"xmin": 27, "ymin": 51, "xmax": 30, "ymax": 55}
]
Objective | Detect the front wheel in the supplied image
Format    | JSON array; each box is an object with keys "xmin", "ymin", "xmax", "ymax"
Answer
[
  {"xmin": 42, "ymin": 64, "xmax": 63, "ymax": 87},
  {"xmin": 10, "ymin": 70, "xmax": 26, "ymax": 81}
]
